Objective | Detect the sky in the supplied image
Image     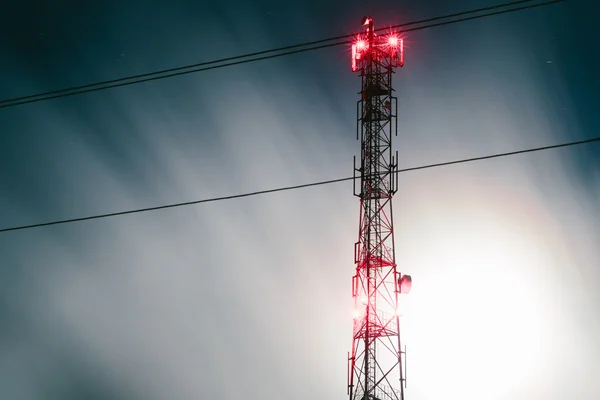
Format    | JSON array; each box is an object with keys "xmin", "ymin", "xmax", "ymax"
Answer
[{"xmin": 0, "ymin": 0, "xmax": 599, "ymax": 399}]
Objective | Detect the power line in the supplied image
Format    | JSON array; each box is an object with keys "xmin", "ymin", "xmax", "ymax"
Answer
[
  {"xmin": 0, "ymin": 0, "xmax": 541, "ymax": 105},
  {"xmin": 0, "ymin": 0, "xmax": 563, "ymax": 110},
  {"xmin": 1, "ymin": 135, "xmax": 597, "ymax": 234},
  {"xmin": 0, "ymin": 0, "xmax": 535, "ymax": 105}
]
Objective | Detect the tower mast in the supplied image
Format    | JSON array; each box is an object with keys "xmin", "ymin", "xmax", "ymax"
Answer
[{"xmin": 348, "ymin": 17, "xmax": 412, "ymax": 400}]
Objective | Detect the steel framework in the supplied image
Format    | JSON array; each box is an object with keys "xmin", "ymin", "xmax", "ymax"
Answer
[{"xmin": 348, "ymin": 17, "xmax": 412, "ymax": 400}]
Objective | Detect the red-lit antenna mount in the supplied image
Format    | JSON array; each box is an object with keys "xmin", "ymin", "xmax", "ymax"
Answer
[
  {"xmin": 348, "ymin": 17, "xmax": 411, "ymax": 400},
  {"xmin": 351, "ymin": 20, "xmax": 404, "ymax": 72}
]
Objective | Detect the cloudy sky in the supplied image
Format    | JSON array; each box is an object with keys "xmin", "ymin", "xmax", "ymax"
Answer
[{"xmin": 1, "ymin": 0, "xmax": 599, "ymax": 399}]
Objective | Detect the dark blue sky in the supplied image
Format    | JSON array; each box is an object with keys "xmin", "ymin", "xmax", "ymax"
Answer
[
  {"xmin": 1, "ymin": 1, "xmax": 599, "ymax": 399},
  {"xmin": 1, "ymin": 0, "xmax": 598, "ymax": 200}
]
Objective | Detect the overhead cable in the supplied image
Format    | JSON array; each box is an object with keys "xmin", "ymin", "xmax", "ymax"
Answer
[
  {"xmin": 1, "ymin": 135, "xmax": 597, "ymax": 234},
  {"xmin": 0, "ymin": 0, "xmax": 564, "ymax": 109}
]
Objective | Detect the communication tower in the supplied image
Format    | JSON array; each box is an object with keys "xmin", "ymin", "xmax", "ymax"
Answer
[{"xmin": 348, "ymin": 16, "xmax": 412, "ymax": 400}]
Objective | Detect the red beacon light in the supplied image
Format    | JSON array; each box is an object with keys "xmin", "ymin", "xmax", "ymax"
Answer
[
  {"xmin": 351, "ymin": 38, "xmax": 368, "ymax": 72},
  {"xmin": 387, "ymin": 34, "xmax": 404, "ymax": 68}
]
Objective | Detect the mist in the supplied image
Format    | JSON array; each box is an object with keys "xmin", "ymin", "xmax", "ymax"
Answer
[{"xmin": 1, "ymin": 1, "xmax": 599, "ymax": 399}]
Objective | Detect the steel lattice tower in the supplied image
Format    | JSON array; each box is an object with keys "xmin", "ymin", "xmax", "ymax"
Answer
[{"xmin": 348, "ymin": 17, "xmax": 412, "ymax": 400}]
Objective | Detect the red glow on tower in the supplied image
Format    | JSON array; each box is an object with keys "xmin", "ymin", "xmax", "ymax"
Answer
[
  {"xmin": 350, "ymin": 27, "xmax": 404, "ymax": 72},
  {"xmin": 352, "ymin": 39, "xmax": 368, "ymax": 72},
  {"xmin": 348, "ymin": 17, "xmax": 410, "ymax": 400}
]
